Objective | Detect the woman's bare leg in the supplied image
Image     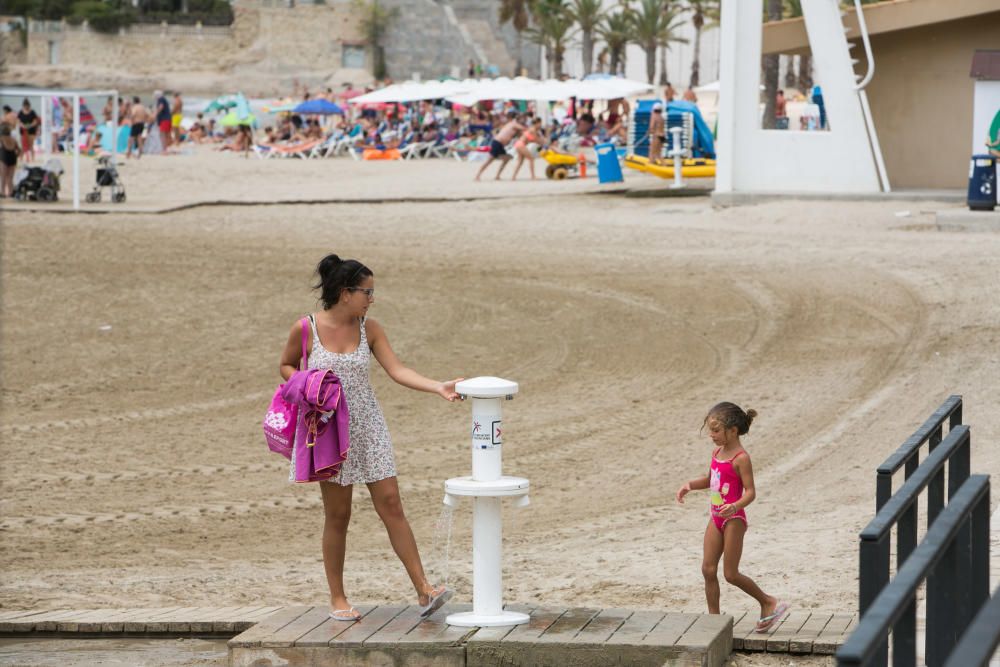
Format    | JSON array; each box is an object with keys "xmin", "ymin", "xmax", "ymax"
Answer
[
  {"xmin": 368, "ymin": 477, "xmax": 438, "ymax": 603},
  {"xmin": 320, "ymin": 481, "xmax": 356, "ymax": 614},
  {"xmin": 511, "ymin": 154, "xmax": 525, "ymax": 180}
]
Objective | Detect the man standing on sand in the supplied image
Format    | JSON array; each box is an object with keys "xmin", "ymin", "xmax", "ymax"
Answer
[
  {"xmin": 475, "ymin": 111, "xmax": 525, "ymax": 181},
  {"xmin": 127, "ymin": 96, "xmax": 149, "ymax": 159},
  {"xmin": 155, "ymin": 90, "xmax": 172, "ymax": 152}
]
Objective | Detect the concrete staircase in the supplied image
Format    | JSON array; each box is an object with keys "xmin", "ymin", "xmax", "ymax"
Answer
[{"xmin": 459, "ymin": 17, "xmax": 517, "ymax": 75}]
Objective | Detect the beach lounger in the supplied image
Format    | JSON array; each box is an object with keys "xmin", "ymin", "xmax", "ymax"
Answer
[{"xmin": 268, "ymin": 140, "xmax": 322, "ymax": 159}]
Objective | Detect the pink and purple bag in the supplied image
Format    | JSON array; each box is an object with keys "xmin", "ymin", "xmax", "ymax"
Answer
[{"xmin": 263, "ymin": 317, "xmax": 309, "ymax": 459}]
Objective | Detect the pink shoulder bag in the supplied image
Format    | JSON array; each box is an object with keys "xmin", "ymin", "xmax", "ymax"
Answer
[{"xmin": 263, "ymin": 317, "xmax": 309, "ymax": 459}]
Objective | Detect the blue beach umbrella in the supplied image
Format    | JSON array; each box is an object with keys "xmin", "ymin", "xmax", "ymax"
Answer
[{"xmin": 293, "ymin": 99, "xmax": 345, "ymax": 115}]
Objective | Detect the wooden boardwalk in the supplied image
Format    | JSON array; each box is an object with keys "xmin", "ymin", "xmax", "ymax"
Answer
[{"xmin": 0, "ymin": 605, "xmax": 857, "ymax": 665}]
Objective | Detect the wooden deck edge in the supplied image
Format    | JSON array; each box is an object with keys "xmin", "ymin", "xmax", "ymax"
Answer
[{"xmin": 0, "ymin": 608, "xmax": 851, "ymax": 655}]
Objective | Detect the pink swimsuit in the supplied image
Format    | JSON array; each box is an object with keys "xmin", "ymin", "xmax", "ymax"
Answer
[{"xmin": 709, "ymin": 448, "xmax": 748, "ymax": 532}]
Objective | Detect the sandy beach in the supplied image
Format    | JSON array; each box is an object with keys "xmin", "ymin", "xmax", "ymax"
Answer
[{"xmin": 2, "ymin": 151, "xmax": 999, "ymax": 665}]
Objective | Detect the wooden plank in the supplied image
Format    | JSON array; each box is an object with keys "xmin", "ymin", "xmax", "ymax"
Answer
[
  {"xmin": 0, "ymin": 610, "xmax": 72, "ymax": 632},
  {"xmin": 674, "ymin": 613, "xmax": 730, "ymax": 648},
  {"xmin": 363, "ymin": 605, "xmax": 424, "ymax": 647},
  {"xmin": 502, "ymin": 606, "xmax": 566, "ymax": 642},
  {"xmin": 295, "ymin": 604, "xmax": 377, "ymax": 647},
  {"xmin": 227, "ymin": 606, "xmax": 311, "ymax": 648},
  {"xmin": 143, "ymin": 606, "xmax": 203, "ymax": 633},
  {"xmin": 675, "ymin": 613, "xmax": 733, "ymax": 667},
  {"xmin": 0, "ymin": 610, "xmax": 56, "ymax": 622},
  {"xmin": 574, "ymin": 608, "xmax": 632, "ymax": 643},
  {"xmin": 814, "ymin": 613, "xmax": 856, "ymax": 654},
  {"xmin": 123, "ymin": 607, "xmax": 183, "ymax": 633},
  {"xmin": 605, "ymin": 609, "xmax": 666, "ymax": 644},
  {"xmin": 224, "ymin": 605, "xmax": 284, "ymax": 632},
  {"xmin": 743, "ymin": 608, "xmax": 794, "ymax": 651},
  {"xmin": 70, "ymin": 609, "xmax": 132, "ymax": 632},
  {"xmin": 466, "ymin": 603, "xmax": 535, "ymax": 643},
  {"xmin": 330, "ymin": 604, "xmax": 406, "ymax": 647},
  {"xmin": 642, "ymin": 611, "xmax": 698, "ymax": 646},
  {"xmin": 39, "ymin": 610, "xmax": 99, "ymax": 632},
  {"xmin": 100, "ymin": 608, "xmax": 163, "ymax": 633},
  {"xmin": 240, "ymin": 606, "xmax": 284, "ymax": 620},
  {"xmin": 535, "ymin": 607, "xmax": 600, "ymax": 643},
  {"xmin": 766, "ymin": 611, "xmax": 812, "ymax": 652},
  {"xmin": 730, "ymin": 611, "xmax": 753, "ymax": 650},
  {"xmin": 261, "ymin": 606, "xmax": 330, "ymax": 647},
  {"xmin": 186, "ymin": 606, "xmax": 245, "ymax": 633},
  {"xmin": 789, "ymin": 612, "xmax": 833, "ymax": 654},
  {"xmin": 397, "ymin": 603, "xmax": 473, "ymax": 644}
]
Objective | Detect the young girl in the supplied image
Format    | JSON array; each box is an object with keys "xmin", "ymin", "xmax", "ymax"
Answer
[
  {"xmin": 675, "ymin": 402, "xmax": 789, "ymax": 631},
  {"xmin": 279, "ymin": 255, "xmax": 463, "ymax": 621}
]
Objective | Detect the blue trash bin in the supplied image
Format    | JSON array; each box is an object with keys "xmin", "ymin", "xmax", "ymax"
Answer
[
  {"xmin": 968, "ymin": 154, "xmax": 997, "ymax": 211},
  {"xmin": 595, "ymin": 142, "xmax": 623, "ymax": 183}
]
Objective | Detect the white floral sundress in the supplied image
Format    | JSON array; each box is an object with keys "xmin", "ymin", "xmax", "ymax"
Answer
[{"xmin": 288, "ymin": 315, "xmax": 397, "ymax": 485}]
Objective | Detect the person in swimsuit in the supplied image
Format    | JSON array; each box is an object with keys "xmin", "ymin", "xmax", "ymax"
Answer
[
  {"xmin": 127, "ymin": 96, "xmax": 148, "ymax": 159},
  {"xmin": 647, "ymin": 103, "xmax": 665, "ymax": 165},
  {"xmin": 0, "ymin": 123, "xmax": 22, "ymax": 197},
  {"xmin": 676, "ymin": 402, "xmax": 789, "ymax": 632},
  {"xmin": 279, "ymin": 255, "xmax": 463, "ymax": 622},
  {"xmin": 510, "ymin": 117, "xmax": 545, "ymax": 181},
  {"xmin": 474, "ymin": 111, "xmax": 525, "ymax": 181}
]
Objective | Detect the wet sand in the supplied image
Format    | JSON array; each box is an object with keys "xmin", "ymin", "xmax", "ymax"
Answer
[{"xmin": 1, "ymin": 154, "xmax": 998, "ymax": 666}]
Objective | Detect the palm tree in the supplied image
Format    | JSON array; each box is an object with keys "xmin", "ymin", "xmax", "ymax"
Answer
[
  {"xmin": 631, "ymin": 0, "xmax": 685, "ymax": 85},
  {"xmin": 597, "ymin": 8, "xmax": 631, "ymax": 76},
  {"xmin": 500, "ymin": 0, "xmax": 531, "ymax": 77},
  {"xmin": 567, "ymin": 0, "xmax": 604, "ymax": 77},
  {"xmin": 657, "ymin": 0, "xmax": 687, "ymax": 86},
  {"xmin": 354, "ymin": 0, "xmax": 399, "ymax": 81},
  {"xmin": 526, "ymin": 0, "xmax": 577, "ymax": 78},
  {"xmin": 783, "ymin": 0, "xmax": 807, "ymax": 90},
  {"xmin": 761, "ymin": 0, "xmax": 782, "ymax": 128},
  {"xmin": 686, "ymin": 0, "xmax": 718, "ymax": 88}
]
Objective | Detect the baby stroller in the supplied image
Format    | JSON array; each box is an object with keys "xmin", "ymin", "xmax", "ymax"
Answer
[
  {"xmin": 86, "ymin": 156, "xmax": 126, "ymax": 203},
  {"xmin": 13, "ymin": 160, "xmax": 63, "ymax": 202}
]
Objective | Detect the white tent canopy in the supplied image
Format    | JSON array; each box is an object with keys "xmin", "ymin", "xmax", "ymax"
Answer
[
  {"xmin": 349, "ymin": 77, "xmax": 654, "ymax": 106},
  {"xmin": 0, "ymin": 86, "xmax": 118, "ymax": 211}
]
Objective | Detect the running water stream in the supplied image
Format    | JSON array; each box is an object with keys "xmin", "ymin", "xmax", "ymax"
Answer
[{"xmin": 431, "ymin": 505, "xmax": 455, "ymax": 588}]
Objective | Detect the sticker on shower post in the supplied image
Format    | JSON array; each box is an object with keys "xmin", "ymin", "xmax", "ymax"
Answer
[{"xmin": 472, "ymin": 416, "xmax": 502, "ymax": 450}]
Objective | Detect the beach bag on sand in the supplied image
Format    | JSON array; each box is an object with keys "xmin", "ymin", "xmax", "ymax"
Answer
[{"xmin": 263, "ymin": 317, "xmax": 310, "ymax": 459}]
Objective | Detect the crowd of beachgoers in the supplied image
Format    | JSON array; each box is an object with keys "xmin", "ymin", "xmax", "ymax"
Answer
[{"xmin": 0, "ymin": 82, "xmax": 657, "ymax": 187}]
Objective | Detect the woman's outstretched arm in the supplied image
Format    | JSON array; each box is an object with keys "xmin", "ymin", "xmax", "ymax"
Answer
[{"xmin": 367, "ymin": 318, "xmax": 462, "ymax": 401}]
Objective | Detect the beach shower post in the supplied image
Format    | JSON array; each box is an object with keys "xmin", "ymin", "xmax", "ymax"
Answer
[{"xmin": 443, "ymin": 376, "xmax": 530, "ymax": 627}]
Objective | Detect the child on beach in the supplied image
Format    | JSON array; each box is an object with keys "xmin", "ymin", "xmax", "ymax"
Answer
[{"xmin": 675, "ymin": 402, "xmax": 789, "ymax": 632}]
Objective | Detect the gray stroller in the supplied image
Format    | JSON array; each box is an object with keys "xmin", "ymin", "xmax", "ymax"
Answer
[{"xmin": 86, "ymin": 155, "xmax": 126, "ymax": 203}]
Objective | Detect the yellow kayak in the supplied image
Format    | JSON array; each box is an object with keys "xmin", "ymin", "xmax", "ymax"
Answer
[{"xmin": 624, "ymin": 154, "xmax": 716, "ymax": 179}]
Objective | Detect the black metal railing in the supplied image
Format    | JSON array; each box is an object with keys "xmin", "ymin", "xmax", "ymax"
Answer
[
  {"xmin": 838, "ymin": 474, "xmax": 990, "ymax": 667},
  {"xmin": 943, "ymin": 583, "xmax": 1000, "ymax": 667},
  {"xmin": 876, "ymin": 395, "xmax": 962, "ymax": 512},
  {"xmin": 859, "ymin": 424, "xmax": 971, "ymax": 665}
]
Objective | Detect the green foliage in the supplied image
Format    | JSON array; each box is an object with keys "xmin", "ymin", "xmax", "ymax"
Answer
[
  {"xmin": 567, "ymin": 0, "xmax": 603, "ymax": 31},
  {"xmin": 66, "ymin": 0, "xmax": 134, "ymax": 32},
  {"xmin": 7, "ymin": 0, "xmax": 232, "ymax": 26},
  {"xmin": 525, "ymin": 0, "xmax": 576, "ymax": 77},
  {"xmin": 597, "ymin": 7, "xmax": 631, "ymax": 73},
  {"xmin": 353, "ymin": 0, "xmax": 398, "ymax": 80},
  {"xmin": 499, "ymin": 0, "xmax": 530, "ymax": 33}
]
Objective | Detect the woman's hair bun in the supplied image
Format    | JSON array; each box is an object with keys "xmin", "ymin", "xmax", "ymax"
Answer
[{"xmin": 317, "ymin": 254, "xmax": 342, "ymax": 278}]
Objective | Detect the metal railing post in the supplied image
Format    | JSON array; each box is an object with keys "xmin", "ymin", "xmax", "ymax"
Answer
[
  {"xmin": 876, "ymin": 471, "xmax": 892, "ymax": 512},
  {"xmin": 859, "ymin": 532, "xmax": 890, "ymax": 665},
  {"xmin": 971, "ymin": 489, "xmax": 990, "ymax": 618}
]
